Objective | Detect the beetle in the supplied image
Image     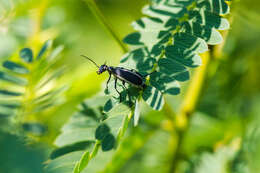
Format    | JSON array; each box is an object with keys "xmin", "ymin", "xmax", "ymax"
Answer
[{"xmin": 81, "ymin": 55, "xmax": 146, "ymax": 101}]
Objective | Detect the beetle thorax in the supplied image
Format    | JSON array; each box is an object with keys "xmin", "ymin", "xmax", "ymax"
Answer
[{"xmin": 97, "ymin": 65, "xmax": 108, "ymax": 74}]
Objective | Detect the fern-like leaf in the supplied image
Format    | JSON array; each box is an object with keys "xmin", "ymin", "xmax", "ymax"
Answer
[
  {"xmin": 0, "ymin": 40, "xmax": 66, "ymax": 135},
  {"xmin": 47, "ymin": 0, "xmax": 231, "ymax": 172},
  {"xmin": 116, "ymin": 0, "xmax": 230, "ymax": 110}
]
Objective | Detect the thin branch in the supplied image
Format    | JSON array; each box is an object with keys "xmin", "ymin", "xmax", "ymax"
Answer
[
  {"xmin": 116, "ymin": 109, "xmax": 134, "ymax": 145},
  {"xmin": 84, "ymin": 0, "xmax": 128, "ymax": 53},
  {"xmin": 73, "ymin": 140, "xmax": 101, "ymax": 173},
  {"xmin": 170, "ymin": 51, "xmax": 210, "ymax": 173},
  {"xmin": 170, "ymin": 27, "xmax": 232, "ymax": 173}
]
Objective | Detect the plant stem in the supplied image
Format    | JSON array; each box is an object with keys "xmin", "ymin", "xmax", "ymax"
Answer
[
  {"xmin": 101, "ymin": 128, "xmax": 156, "ymax": 173},
  {"xmin": 169, "ymin": 26, "xmax": 232, "ymax": 172},
  {"xmin": 169, "ymin": 52, "xmax": 210, "ymax": 173},
  {"xmin": 90, "ymin": 140, "xmax": 101, "ymax": 158},
  {"xmin": 176, "ymin": 52, "xmax": 210, "ymax": 130},
  {"xmin": 85, "ymin": 0, "xmax": 128, "ymax": 53},
  {"xmin": 74, "ymin": 140, "xmax": 101, "ymax": 173},
  {"xmin": 116, "ymin": 109, "xmax": 134, "ymax": 145}
]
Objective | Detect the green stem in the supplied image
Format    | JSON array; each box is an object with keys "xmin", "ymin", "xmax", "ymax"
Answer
[
  {"xmin": 85, "ymin": 0, "xmax": 128, "ymax": 53},
  {"xmin": 116, "ymin": 109, "xmax": 134, "ymax": 145},
  {"xmin": 74, "ymin": 140, "xmax": 101, "ymax": 173},
  {"xmin": 170, "ymin": 27, "xmax": 232, "ymax": 173},
  {"xmin": 169, "ymin": 52, "xmax": 210, "ymax": 173},
  {"xmin": 90, "ymin": 140, "xmax": 101, "ymax": 158},
  {"xmin": 101, "ymin": 128, "xmax": 156, "ymax": 173}
]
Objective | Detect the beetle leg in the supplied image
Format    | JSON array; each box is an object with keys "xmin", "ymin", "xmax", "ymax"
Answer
[
  {"xmin": 106, "ymin": 72, "xmax": 111, "ymax": 89},
  {"xmin": 114, "ymin": 78, "xmax": 121, "ymax": 102},
  {"xmin": 122, "ymin": 81, "xmax": 131, "ymax": 103},
  {"xmin": 122, "ymin": 81, "xmax": 126, "ymax": 89}
]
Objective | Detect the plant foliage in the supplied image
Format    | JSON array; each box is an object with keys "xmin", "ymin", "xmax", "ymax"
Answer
[
  {"xmin": 0, "ymin": 40, "xmax": 66, "ymax": 135},
  {"xmin": 46, "ymin": 0, "xmax": 231, "ymax": 172}
]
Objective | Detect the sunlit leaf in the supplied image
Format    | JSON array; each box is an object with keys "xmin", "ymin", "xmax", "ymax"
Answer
[
  {"xmin": 0, "ymin": 71, "xmax": 27, "ymax": 85},
  {"xmin": 197, "ymin": 0, "xmax": 230, "ymax": 15},
  {"xmin": 194, "ymin": 147, "xmax": 237, "ymax": 173},
  {"xmin": 20, "ymin": 48, "xmax": 33, "ymax": 63},
  {"xmin": 134, "ymin": 99, "xmax": 141, "ymax": 126},
  {"xmin": 120, "ymin": 48, "xmax": 156, "ymax": 73},
  {"xmin": 150, "ymin": 72, "xmax": 180, "ymax": 95},
  {"xmin": 165, "ymin": 45, "xmax": 202, "ymax": 67},
  {"xmin": 0, "ymin": 89, "xmax": 22, "ymax": 97},
  {"xmin": 37, "ymin": 40, "xmax": 52, "ymax": 59},
  {"xmin": 142, "ymin": 86, "xmax": 164, "ymax": 110},
  {"xmin": 45, "ymin": 151, "xmax": 84, "ymax": 173},
  {"xmin": 132, "ymin": 17, "xmax": 167, "ymax": 50},
  {"xmin": 55, "ymin": 127, "xmax": 96, "ymax": 147},
  {"xmin": 2, "ymin": 60, "xmax": 29, "ymax": 74},
  {"xmin": 105, "ymin": 102, "xmax": 131, "ymax": 119},
  {"xmin": 74, "ymin": 151, "xmax": 90, "ymax": 173},
  {"xmin": 158, "ymin": 58, "xmax": 187, "ymax": 74}
]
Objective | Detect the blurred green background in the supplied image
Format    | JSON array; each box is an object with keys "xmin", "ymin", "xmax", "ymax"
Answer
[{"xmin": 0, "ymin": 0, "xmax": 260, "ymax": 173}]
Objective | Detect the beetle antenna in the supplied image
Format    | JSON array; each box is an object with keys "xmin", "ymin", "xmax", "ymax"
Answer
[{"xmin": 81, "ymin": 55, "xmax": 100, "ymax": 68}]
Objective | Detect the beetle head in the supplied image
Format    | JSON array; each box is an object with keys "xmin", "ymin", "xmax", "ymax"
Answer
[{"xmin": 97, "ymin": 64, "xmax": 108, "ymax": 74}]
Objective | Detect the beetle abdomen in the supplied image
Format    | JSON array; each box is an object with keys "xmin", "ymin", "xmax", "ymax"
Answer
[{"xmin": 113, "ymin": 67, "xmax": 144, "ymax": 88}]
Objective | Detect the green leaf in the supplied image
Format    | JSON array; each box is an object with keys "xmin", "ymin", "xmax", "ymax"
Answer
[
  {"xmin": 0, "ymin": 106, "xmax": 16, "ymax": 117},
  {"xmin": 37, "ymin": 40, "xmax": 52, "ymax": 59},
  {"xmin": 2, "ymin": 60, "xmax": 29, "ymax": 74},
  {"xmin": 104, "ymin": 113, "xmax": 125, "ymax": 137},
  {"xmin": 55, "ymin": 127, "xmax": 96, "ymax": 147},
  {"xmin": 172, "ymin": 32, "xmax": 208, "ymax": 54},
  {"xmin": 50, "ymin": 141, "xmax": 93, "ymax": 159},
  {"xmin": 194, "ymin": 147, "xmax": 237, "ymax": 173},
  {"xmin": 74, "ymin": 151, "xmax": 90, "ymax": 173},
  {"xmin": 142, "ymin": 4, "xmax": 186, "ymax": 21},
  {"xmin": 142, "ymin": 86, "xmax": 164, "ymax": 110},
  {"xmin": 188, "ymin": 10, "xmax": 230, "ymax": 30},
  {"xmin": 22, "ymin": 122, "xmax": 46, "ymax": 136},
  {"xmin": 19, "ymin": 48, "xmax": 33, "ymax": 63},
  {"xmin": 123, "ymin": 32, "xmax": 143, "ymax": 45},
  {"xmin": 0, "ymin": 101, "xmax": 20, "ymax": 109},
  {"xmin": 61, "ymin": 113, "xmax": 98, "ymax": 133},
  {"xmin": 105, "ymin": 102, "xmax": 131, "ymax": 119},
  {"xmin": 104, "ymin": 98, "xmax": 119, "ymax": 113},
  {"xmin": 55, "ymin": 112, "xmax": 98, "ymax": 147},
  {"xmin": 197, "ymin": 0, "xmax": 230, "ymax": 15},
  {"xmin": 158, "ymin": 58, "xmax": 187, "ymax": 74},
  {"xmin": 134, "ymin": 99, "xmax": 141, "ymax": 126},
  {"xmin": 174, "ymin": 70, "xmax": 190, "ymax": 81},
  {"xmin": 0, "ymin": 89, "xmax": 22, "ymax": 97},
  {"xmin": 0, "ymin": 113, "xmax": 11, "ymax": 118},
  {"xmin": 48, "ymin": 45, "xmax": 64, "ymax": 61},
  {"xmin": 150, "ymin": 72, "xmax": 180, "ymax": 95},
  {"xmin": 45, "ymin": 151, "xmax": 84, "ymax": 173},
  {"xmin": 182, "ymin": 21, "xmax": 223, "ymax": 45},
  {"xmin": 0, "ymin": 71, "xmax": 27, "ymax": 85},
  {"xmin": 120, "ymin": 48, "xmax": 156, "ymax": 73},
  {"xmin": 101, "ymin": 133, "xmax": 116, "ymax": 151},
  {"xmin": 165, "ymin": 45, "xmax": 202, "ymax": 67},
  {"xmin": 132, "ymin": 17, "xmax": 167, "ymax": 50},
  {"xmin": 95, "ymin": 124, "xmax": 110, "ymax": 140}
]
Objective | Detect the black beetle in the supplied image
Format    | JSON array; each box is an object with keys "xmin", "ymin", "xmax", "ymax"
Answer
[{"xmin": 81, "ymin": 55, "xmax": 146, "ymax": 101}]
